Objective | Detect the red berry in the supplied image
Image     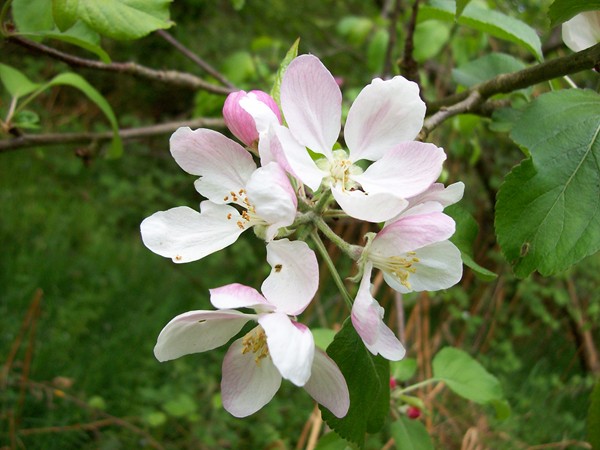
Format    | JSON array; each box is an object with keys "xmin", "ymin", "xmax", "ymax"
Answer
[
  {"xmin": 407, "ymin": 406, "xmax": 421, "ymax": 419},
  {"xmin": 389, "ymin": 378, "xmax": 397, "ymax": 389}
]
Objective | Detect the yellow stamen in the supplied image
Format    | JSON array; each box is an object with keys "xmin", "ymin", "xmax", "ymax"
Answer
[{"xmin": 241, "ymin": 327, "xmax": 269, "ymax": 364}]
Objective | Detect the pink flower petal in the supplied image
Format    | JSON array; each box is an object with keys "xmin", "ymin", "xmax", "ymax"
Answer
[
  {"xmin": 372, "ymin": 212, "xmax": 456, "ymax": 256},
  {"xmin": 210, "ymin": 283, "xmax": 272, "ymax": 311},
  {"xmin": 221, "ymin": 336, "xmax": 282, "ymax": 417},
  {"xmin": 140, "ymin": 202, "xmax": 245, "ymax": 263},
  {"xmin": 351, "ymin": 264, "xmax": 406, "ymax": 361},
  {"xmin": 226, "ymin": 90, "xmax": 281, "ymax": 146},
  {"xmin": 170, "ymin": 127, "xmax": 257, "ymax": 203},
  {"xmin": 259, "ymin": 313, "xmax": 315, "ymax": 386},
  {"xmin": 382, "ymin": 240, "xmax": 463, "ymax": 293},
  {"xmin": 261, "ymin": 239, "xmax": 319, "ymax": 315},
  {"xmin": 154, "ymin": 310, "xmax": 252, "ymax": 362},
  {"xmin": 303, "ymin": 349, "xmax": 350, "ymax": 418},
  {"xmin": 345, "ymin": 76, "xmax": 426, "ymax": 162},
  {"xmin": 352, "ymin": 142, "xmax": 446, "ymax": 199},
  {"xmin": 331, "ymin": 185, "xmax": 409, "ymax": 223},
  {"xmin": 281, "ymin": 55, "xmax": 341, "ymax": 158}
]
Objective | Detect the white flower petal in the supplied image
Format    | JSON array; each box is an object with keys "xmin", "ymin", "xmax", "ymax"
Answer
[
  {"xmin": 221, "ymin": 336, "xmax": 282, "ymax": 417},
  {"xmin": 372, "ymin": 212, "xmax": 456, "ymax": 256},
  {"xmin": 170, "ymin": 127, "xmax": 257, "ymax": 203},
  {"xmin": 407, "ymin": 182, "xmax": 465, "ymax": 210},
  {"xmin": 383, "ymin": 240, "xmax": 463, "ymax": 293},
  {"xmin": 209, "ymin": 283, "xmax": 272, "ymax": 311},
  {"xmin": 246, "ymin": 162, "xmax": 298, "ymax": 241},
  {"xmin": 352, "ymin": 264, "xmax": 406, "ymax": 361},
  {"xmin": 352, "ymin": 142, "xmax": 446, "ymax": 199},
  {"xmin": 274, "ymin": 125, "xmax": 326, "ymax": 191},
  {"xmin": 345, "ymin": 76, "xmax": 426, "ymax": 162},
  {"xmin": 154, "ymin": 310, "xmax": 252, "ymax": 362},
  {"xmin": 259, "ymin": 313, "xmax": 315, "ymax": 386},
  {"xmin": 140, "ymin": 202, "xmax": 245, "ymax": 263},
  {"xmin": 331, "ymin": 185, "xmax": 409, "ymax": 223},
  {"xmin": 562, "ymin": 11, "xmax": 600, "ymax": 52},
  {"xmin": 261, "ymin": 239, "xmax": 319, "ymax": 315},
  {"xmin": 303, "ymin": 349, "xmax": 350, "ymax": 418},
  {"xmin": 281, "ymin": 54, "xmax": 341, "ymax": 157},
  {"xmin": 239, "ymin": 94, "xmax": 281, "ymax": 137}
]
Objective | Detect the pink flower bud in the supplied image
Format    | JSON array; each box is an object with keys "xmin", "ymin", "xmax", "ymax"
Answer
[
  {"xmin": 389, "ymin": 377, "xmax": 397, "ymax": 389},
  {"xmin": 407, "ymin": 406, "xmax": 421, "ymax": 420},
  {"xmin": 222, "ymin": 90, "xmax": 282, "ymax": 147}
]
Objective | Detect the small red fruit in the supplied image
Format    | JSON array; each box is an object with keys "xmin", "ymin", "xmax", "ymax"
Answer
[
  {"xmin": 406, "ymin": 406, "xmax": 421, "ymax": 419},
  {"xmin": 389, "ymin": 378, "xmax": 397, "ymax": 389}
]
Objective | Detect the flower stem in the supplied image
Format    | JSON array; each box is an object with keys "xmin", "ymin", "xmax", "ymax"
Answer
[
  {"xmin": 313, "ymin": 215, "xmax": 362, "ymax": 261},
  {"xmin": 397, "ymin": 378, "xmax": 439, "ymax": 395},
  {"xmin": 310, "ymin": 230, "xmax": 354, "ymax": 310}
]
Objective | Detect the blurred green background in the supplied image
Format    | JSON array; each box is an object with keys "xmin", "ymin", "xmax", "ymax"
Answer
[{"xmin": 1, "ymin": 0, "xmax": 598, "ymax": 448}]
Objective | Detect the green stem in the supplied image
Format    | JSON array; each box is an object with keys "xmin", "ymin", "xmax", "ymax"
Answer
[
  {"xmin": 397, "ymin": 378, "xmax": 439, "ymax": 395},
  {"xmin": 313, "ymin": 215, "xmax": 362, "ymax": 261},
  {"xmin": 310, "ymin": 230, "xmax": 354, "ymax": 310}
]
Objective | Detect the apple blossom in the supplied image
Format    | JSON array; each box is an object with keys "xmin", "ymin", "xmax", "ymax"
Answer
[
  {"xmin": 562, "ymin": 10, "xmax": 600, "ymax": 53},
  {"xmin": 140, "ymin": 127, "xmax": 297, "ymax": 263},
  {"xmin": 153, "ymin": 239, "xmax": 349, "ymax": 418},
  {"xmin": 223, "ymin": 90, "xmax": 282, "ymax": 147},
  {"xmin": 249, "ymin": 54, "xmax": 447, "ymax": 223}
]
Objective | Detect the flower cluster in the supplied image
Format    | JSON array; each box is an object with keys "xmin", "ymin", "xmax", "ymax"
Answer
[{"xmin": 141, "ymin": 54, "xmax": 463, "ymax": 418}]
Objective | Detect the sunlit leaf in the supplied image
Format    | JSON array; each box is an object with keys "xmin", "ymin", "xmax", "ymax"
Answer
[
  {"xmin": 496, "ymin": 89, "xmax": 600, "ymax": 277},
  {"xmin": 456, "ymin": 0, "xmax": 471, "ymax": 18},
  {"xmin": 419, "ymin": 0, "xmax": 543, "ymax": 61},
  {"xmin": 433, "ymin": 347, "xmax": 504, "ymax": 404},
  {"xmin": 390, "ymin": 417, "xmax": 434, "ymax": 450},
  {"xmin": 271, "ymin": 38, "xmax": 300, "ymax": 107},
  {"xmin": 320, "ymin": 319, "xmax": 389, "ymax": 447},
  {"xmin": 0, "ymin": 64, "xmax": 41, "ymax": 98},
  {"xmin": 12, "ymin": 0, "xmax": 54, "ymax": 33},
  {"xmin": 549, "ymin": 0, "xmax": 600, "ymax": 27},
  {"xmin": 390, "ymin": 358, "xmax": 417, "ymax": 382},
  {"xmin": 53, "ymin": 0, "xmax": 80, "ymax": 31}
]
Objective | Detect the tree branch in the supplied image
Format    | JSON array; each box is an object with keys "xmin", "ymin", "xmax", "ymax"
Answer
[
  {"xmin": 427, "ymin": 42, "xmax": 600, "ymax": 114},
  {"xmin": 0, "ymin": 117, "xmax": 225, "ymax": 153},
  {"xmin": 381, "ymin": 0, "xmax": 403, "ymax": 79},
  {"xmin": 419, "ymin": 42, "xmax": 600, "ymax": 138},
  {"xmin": 400, "ymin": 0, "xmax": 421, "ymax": 88},
  {"xmin": 7, "ymin": 35, "xmax": 234, "ymax": 95}
]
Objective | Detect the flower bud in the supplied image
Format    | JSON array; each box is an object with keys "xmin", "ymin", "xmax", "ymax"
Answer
[
  {"xmin": 389, "ymin": 377, "xmax": 398, "ymax": 389},
  {"xmin": 223, "ymin": 90, "xmax": 282, "ymax": 147},
  {"xmin": 406, "ymin": 406, "xmax": 421, "ymax": 420}
]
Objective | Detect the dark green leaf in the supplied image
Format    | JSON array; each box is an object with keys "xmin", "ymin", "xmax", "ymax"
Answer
[
  {"xmin": 271, "ymin": 38, "xmax": 300, "ymax": 107},
  {"xmin": 314, "ymin": 431, "xmax": 353, "ymax": 450},
  {"xmin": 12, "ymin": 110, "xmax": 41, "ymax": 130},
  {"xmin": 452, "ymin": 52, "xmax": 527, "ymax": 88},
  {"xmin": 588, "ymin": 381, "xmax": 600, "ymax": 449},
  {"xmin": 549, "ymin": 0, "xmax": 600, "ymax": 27},
  {"xmin": 433, "ymin": 347, "xmax": 504, "ymax": 404},
  {"xmin": 446, "ymin": 204, "xmax": 497, "ymax": 281},
  {"xmin": 419, "ymin": 0, "xmax": 543, "ymax": 61},
  {"xmin": 496, "ymin": 89, "xmax": 600, "ymax": 277},
  {"xmin": 320, "ymin": 319, "xmax": 390, "ymax": 448},
  {"xmin": 0, "ymin": 64, "xmax": 41, "ymax": 98},
  {"xmin": 489, "ymin": 106, "xmax": 524, "ymax": 134},
  {"xmin": 390, "ymin": 417, "xmax": 434, "ymax": 450}
]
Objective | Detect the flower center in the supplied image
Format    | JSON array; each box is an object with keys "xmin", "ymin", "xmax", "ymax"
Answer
[
  {"xmin": 370, "ymin": 251, "xmax": 420, "ymax": 289},
  {"xmin": 223, "ymin": 188, "xmax": 267, "ymax": 230},
  {"xmin": 317, "ymin": 150, "xmax": 363, "ymax": 191},
  {"xmin": 241, "ymin": 326, "xmax": 269, "ymax": 364}
]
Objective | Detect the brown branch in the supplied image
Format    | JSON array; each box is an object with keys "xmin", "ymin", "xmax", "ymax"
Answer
[
  {"xmin": 155, "ymin": 29, "xmax": 237, "ymax": 89},
  {"xmin": 7, "ymin": 35, "xmax": 234, "ymax": 95},
  {"xmin": 427, "ymin": 42, "xmax": 600, "ymax": 114},
  {"xmin": 399, "ymin": 0, "xmax": 421, "ymax": 88},
  {"xmin": 0, "ymin": 117, "xmax": 225, "ymax": 153},
  {"xmin": 381, "ymin": 0, "xmax": 403, "ymax": 79}
]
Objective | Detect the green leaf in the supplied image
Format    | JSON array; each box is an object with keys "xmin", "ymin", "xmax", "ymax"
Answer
[
  {"xmin": 432, "ymin": 347, "xmax": 504, "ymax": 404},
  {"xmin": 0, "ymin": 64, "xmax": 41, "ymax": 98},
  {"xmin": 75, "ymin": 0, "xmax": 173, "ymax": 40},
  {"xmin": 366, "ymin": 28, "xmax": 389, "ymax": 74},
  {"xmin": 320, "ymin": 319, "xmax": 390, "ymax": 448},
  {"xmin": 312, "ymin": 328, "xmax": 336, "ymax": 352},
  {"xmin": 12, "ymin": 110, "xmax": 41, "ymax": 130},
  {"xmin": 413, "ymin": 20, "xmax": 451, "ymax": 63},
  {"xmin": 390, "ymin": 416, "xmax": 434, "ymax": 450},
  {"xmin": 419, "ymin": 0, "xmax": 543, "ymax": 61},
  {"xmin": 271, "ymin": 38, "xmax": 300, "ymax": 107},
  {"xmin": 44, "ymin": 73, "xmax": 123, "ymax": 157},
  {"xmin": 456, "ymin": 0, "xmax": 471, "ymax": 18},
  {"xmin": 13, "ymin": 0, "xmax": 54, "ymax": 33},
  {"xmin": 390, "ymin": 358, "xmax": 417, "ymax": 382},
  {"xmin": 452, "ymin": 52, "xmax": 528, "ymax": 89},
  {"xmin": 446, "ymin": 204, "xmax": 497, "ymax": 281},
  {"xmin": 588, "ymin": 381, "xmax": 600, "ymax": 449},
  {"xmin": 496, "ymin": 89, "xmax": 600, "ymax": 277},
  {"xmin": 53, "ymin": 0, "xmax": 80, "ymax": 31},
  {"xmin": 314, "ymin": 432, "xmax": 352, "ymax": 450},
  {"xmin": 336, "ymin": 16, "xmax": 373, "ymax": 46},
  {"xmin": 22, "ymin": 28, "xmax": 111, "ymax": 63},
  {"xmin": 489, "ymin": 106, "xmax": 524, "ymax": 134},
  {"xmin": 549, "ymin": 0, "xmax": 600, "ymax": 27}
]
